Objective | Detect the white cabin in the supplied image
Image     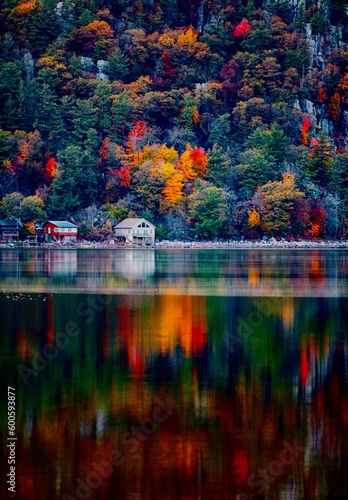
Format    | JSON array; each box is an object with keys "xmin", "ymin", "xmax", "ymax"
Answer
[{"xmin": 114, "ymin": 218, "xmax": 156, "ymax": 245}]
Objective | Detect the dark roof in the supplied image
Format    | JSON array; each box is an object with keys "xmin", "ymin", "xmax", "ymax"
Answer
[
  {"xmin": 0, "ymin": 220, "xmax": 19, "ymax": 228},
  {"xmin": 115, "ymin": 218, "xmax": 156, "ymax": 229},
  {"xmin": 45, "ymin": 220, "xmax": 78, "ymax": 228}
]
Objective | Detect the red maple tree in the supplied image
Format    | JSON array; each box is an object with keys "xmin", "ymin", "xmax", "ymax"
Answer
[
  {"xmin": 300, "ymin": 117, "xmax": 310, "ymax": 145},
  {"xmin": 233, "ymin": 19, "xmax": 251, "ymax": 37}
]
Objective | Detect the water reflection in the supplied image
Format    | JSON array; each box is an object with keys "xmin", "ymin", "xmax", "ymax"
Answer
[
  {"xmin": 0, "ymin": 286, "xmax": 347, "ymax": 499},
  {"xmin": 0, "ymin": 249, "xmax": 348, "ymax": 296},
  {"xmin": 114, "ymin": 250, "xmax": 155, "ymax": 279}
]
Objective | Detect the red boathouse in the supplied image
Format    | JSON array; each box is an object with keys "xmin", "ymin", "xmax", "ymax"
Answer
[{"xmin": 42, "ymin": 221, "xmax": 78, "ymax": 243}]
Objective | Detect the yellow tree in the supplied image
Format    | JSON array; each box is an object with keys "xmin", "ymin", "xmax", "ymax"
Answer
[
  {"xmin": 151, "ymin": 145, "xmax": 183, "ymax": 205},
  {"xmin": 179, "ymin": 145, "xmax": 196, "ymax": 180},
  {"xmin": 162, "ymin": 172, "xmax": 185, "ymax": 204},
  {"xmin": 248, "ymin": 209, "xmax": 260, "ymax": 227},
  {"xmin": 251, "ymin": 173, "xmax": 304, "ymax": 236},
  {"xmin": 177, "ymin": 26, "xmax": 198, "ymax": 48},
  {"xmin": 133, "ymin": 143, "xmax": 184, "ymax": 209}
]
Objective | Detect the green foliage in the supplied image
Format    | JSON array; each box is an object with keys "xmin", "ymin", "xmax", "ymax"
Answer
[
  {"xmin": 208, "ymin": 114, "xmax": 231, "ymax": 149},
  {"xmin": 1, "ymin": 192, "xmax": 46, "ymax": 226},
  {"xmin": 49, "ymin": 169, "xmax": 82, "ymax": 217},
  {"xmin": 105, "ymin": 48, "xmax": 130, "ymax": 81},
  {"xmin": 18, "ymin": 77, "xmax": 40, "ymax": 131},
  {"xmin": 293, "ymin": 2, "xmax": 307, "ymax": 32},
  {"xmin": 0, "ymin": 192, "xmax": 24, "ymax": 219},
  {"xmin": 49, "ymin": 145, "xmax": 99, "ymax": 217},
  {"xmin": 205, "ymin": 145, "xmax": 229, "ymax": 188},
  {"xmin": 284, "ymin": 48, "xmax": 310, "ymax": 74},
  {"xmin": 267, "ymin": 0, "xmax": 292, "ymax": 18},
  {"xmin": 329, "ymin": 153, "xmax": 348, "ymax": 202},
  {"xmin": 71, "ymin": 99, "xmax": 97, "ymax": 140},
  {"xmin": 0, "ymin": 129, "xmax": 10, "ymax": 169},
  {"xmin": 101, "ymin": 202, "xmax": 128, "ymax": 225},
  {"xmin": 0, "ymin": 34, "xmax": 15, "ymax": 62},
  {"xmin": 110, "ymin": 91, "xmax": 135, "ymax": 144},
  {"xmin": 177, "ymin": 94, "xmax": 198, "ymax": 132},
  {"xmin": 188, "ymin": 183, "xmax": 229, "ymax": 240},
  {"xmin": 306, "ymin": 135, "xmax": 333, "ymax": 185},
  {"xmin": 19, "ymin": 195, "xmax": 46, "ymax": 222},
  {"xmin": 26, "ymin": 0, "xmax": 63, "ymax": 54},
  {"xmin": 241, "ymin": 28, "xmax": 270, "ymax": 54},
  {"xmin": 235, "ymin": 148, "xmax": 276, "ymax": 194},
  {"xmin": 310, "ymin": 11, "xmax": 329, "ymax": 35},
  {"xmin": 0, "ymin": 61, "xmax": 23, "ymax": 128},
  {"xmin": 245, "ymin": 123, "xmax": 286, "ymax": 164}
]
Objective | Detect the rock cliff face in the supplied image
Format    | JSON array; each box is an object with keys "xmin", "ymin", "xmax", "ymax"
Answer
[
  {"xmin": 305, "ymin": 24, "xmax": 347, "ymax": 70},
  {"xmin": 260, "ymin": 0, "xmax": 348, "ymax": 144},
  {"xmin": 301, "ymin": 20, "xmax": 348, "ymax": 140},
  {"xmin": 264, "ymin": 0, "xmax": 302, "ymax": 12}
]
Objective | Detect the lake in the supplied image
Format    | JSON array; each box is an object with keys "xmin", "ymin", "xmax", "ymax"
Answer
[{"xmin": 0, "ymin": 249, "xmax": 347, "ymax": 499}]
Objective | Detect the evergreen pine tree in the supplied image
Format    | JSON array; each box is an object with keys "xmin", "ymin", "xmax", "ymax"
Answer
[
  {"xmin": 208, "ymin": 114, "xmax": 231, "ymax": 149},
  {"xmin": 105, "ymin": 48, "xmax": 130, "ymax": 81}
]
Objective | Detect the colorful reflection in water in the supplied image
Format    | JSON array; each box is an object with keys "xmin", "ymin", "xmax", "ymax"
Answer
[
  {"xmin": 0, "ymin": 248, "xmax": 348, "ymax": 296},
  {"xmin": 0, "ymin": 250, "xmax": 347, "ymax": 499}
]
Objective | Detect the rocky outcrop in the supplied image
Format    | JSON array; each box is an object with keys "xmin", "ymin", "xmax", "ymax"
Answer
[
  {"xmin": 294, "ymin": 97, "xmax": 334, "ymax": 137},
  {"xmin": 80, "ymin": 57, "xmax": 109, "ymax": 81},
  {"xmin": 291, "ymin": 15, "xmax": 348, "ymax": 139},
  {"xmin": 96, "ymin": 60, "xmax": 109, "ymax": 82},
  {"xmin": 305, "ymin": 24, "xmax": 348, "ymax": 71},
  {"xmin": 23, "ymin": 52, "xmax": 34, "ymax": 79}
]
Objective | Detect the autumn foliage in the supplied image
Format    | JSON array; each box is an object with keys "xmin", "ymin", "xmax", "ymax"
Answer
[
  {"xmin": 190, "ymin": 147, "xmax": 209, "ymax": 176},
  {"xmin": 233, "ymin": 20, "xmax": 251, "ymax": 37},
  {"xmin": 98, "ymin": 138, "xmax": 110, "ymax": 162},
  {"xmin": 76, "ymin": 20, "xmax": 114, "ymax": 45},
  {"xmin": 45, "ymin": 157, "xmax": 58, "ymax": 178},
  {"xmin": 248, "ymin": 209, "xmax": 260, "ymax": 227},
  {"xmin": 300, "ymin": 117, "xmax": 311, "ymax": 145},
  {"xmin": 318, "ymin": 87, "xmax": 327, "ymax": 103},
  {"xmin": 328, "ymin": 92, "xmax": 341, "ymax": 121},
  {"xmin": 162, "ymin": 172, "xmax": 184, "ymax": 204},
  {"xmin": 307, "ymin": 203, "xmax": 326, "ymax": 238},
  {"xmin": 117, "ymin": 165, "xmax": 131, "ymax": 188},
  {"xmin": 12, "ymin": 1, "xmax": 36, "ymax": 16},
  {"xmin": 126, "ymin": 121, "xmax": 147, "ymax": 162},
  {"xmin": 179, "ymin": 145, "xmax": 208, "ymax": 181},
  {"xmin": 177, "ymin": 26, "xmax": 198, "ymax": 47},
  {"xmin": 338, "ymin": 73, "xmax": 348, "ymax": 103}
]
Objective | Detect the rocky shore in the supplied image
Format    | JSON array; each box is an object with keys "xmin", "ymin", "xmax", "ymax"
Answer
[
  {"xmin": 153, "ymin": 239, "xmax": 348, "ymax": 249},
  {"xmin": 2, "ymin": 239, "xmax": 346, "ymax": 250}
]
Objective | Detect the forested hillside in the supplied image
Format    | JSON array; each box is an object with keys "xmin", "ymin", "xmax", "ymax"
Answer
[{"xmin": 1, "ymin": 0, "xmax": 348, "ymax": 240}]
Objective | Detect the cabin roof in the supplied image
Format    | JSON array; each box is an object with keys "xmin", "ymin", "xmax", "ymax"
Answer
[
  {"xmin": 45, "ymin": 220, "xmax": 78, "ymax": 228},
  {"xmin": 115, "ymin": 218, "xmax": 156, "ymax": 229},
  {"xmin": 0, "ymin": 219, "xmax": 19, "ymax": 227}
]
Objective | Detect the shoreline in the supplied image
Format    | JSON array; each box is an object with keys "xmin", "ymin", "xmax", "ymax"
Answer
[{"xmin": 1, "ymin": 240, "xmax": 348, "ymax": 250}]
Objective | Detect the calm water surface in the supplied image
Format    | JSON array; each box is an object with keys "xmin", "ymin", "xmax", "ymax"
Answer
[{"xmin": 0, "ymin": 249, "xmax": 347, "ymax": 499}]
